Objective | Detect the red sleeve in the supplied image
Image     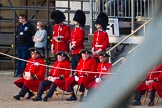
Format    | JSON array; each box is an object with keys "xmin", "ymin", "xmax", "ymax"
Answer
[
  {"xmin": 92, "ymin": 31, "xmax": 97, "ymax": 49},
  {"xmin": 35, "ymin": 59, "xmax": 46, "ymax": 79},
  {"xmin": 88, "ymin": 58, "xmax": 97, "ymax": 79},
  {"xmin": 101, "ymin": 32, "xmax": 109, "ymax": 50},
  {"xmin": 51, "ymin": 25, "xmax": 56, "ymax": 44},
  {"xmin": 61, "ymin": 25, "xmax": 70, "ymax": 42},
  {"xmin": 23, "ymin": 58, "xmax": 32, "ymax": 73},
  {"xmin": 62, "ymin": 61, "xmax": 71, "ymax": 78},
  {"xmin": 107, "ymin": 63, "xmax": 112, "ymax": 72},
  {"xmin": 73, "ymin": 29, "xmax": 84, "ymax": 48}
]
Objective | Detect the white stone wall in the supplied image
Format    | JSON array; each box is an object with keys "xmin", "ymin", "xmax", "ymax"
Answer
[{"xmin": 55, "ymin": 1, "xmax": 91, "ymax": 25}]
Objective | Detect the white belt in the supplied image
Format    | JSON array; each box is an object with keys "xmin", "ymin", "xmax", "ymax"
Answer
[
  {"xmin": 95, "ymin": 45, "xmax": 103, "ymax": 47},
  {"xmin": 72, "ymin": 41, "xmax": 76, "ymax": 44}
]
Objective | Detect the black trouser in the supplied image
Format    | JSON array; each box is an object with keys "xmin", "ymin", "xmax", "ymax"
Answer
[
  {"xmin": 68, "ymin": 81, "xmax": 85, "ymax": 93},
  {"xmin": 134, "ymin": 91, "xmax": 142, "ymax": 102},
  {"xmin": 79, "ymin": 84, "xmax": 85, "ymax": 93},
  {"xmin": 71, "ymin": 54, "xmax": 81, "ymax": 75},
  {"xmin": 37, "ymin": 80, "xmax": 57, "ymax": 98},
  {"xmin": 134, "ymin": 89, "xmax": 156, "ymax": 102},
  {"xmin": 68, "ymin": 82, "xmax": 77, "ymax": 93},
  {"xmin": 149, "ymin": 88, "xmax": 156, "ymax": 102},
  {"xmin": 19, "ymin": 85, "xmax": 33, "ymax": 97}
]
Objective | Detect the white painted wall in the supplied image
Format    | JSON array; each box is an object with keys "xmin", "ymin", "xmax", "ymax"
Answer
[{"xmin": 55, "ymin": 1, "xmax": 91, "ymax": 25}]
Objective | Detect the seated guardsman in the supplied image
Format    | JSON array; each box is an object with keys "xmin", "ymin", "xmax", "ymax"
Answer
[
  {"xmin": 65, "ymin": 49, "xmax": 97, "ymax": 101},
  {"xmin": 87, "ymin": 52, "xmax": 112, "ymax": 90},
  {"xmin": 132, "ymin": 64, "xmax": 162, "ymax": 106},
  {"xmin": 32, "ymin": 51, "xmax": 71, "ymax": 102},
  {"xmin": 13, "ymin": 48, "xmax": 46, "ymax": 100}
]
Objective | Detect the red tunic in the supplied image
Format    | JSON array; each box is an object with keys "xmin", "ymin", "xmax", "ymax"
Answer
[
  {"xmin": 47, "ymin": 60, "xmax": 70, "ymax": 91},
  {"xmin": 136, "ymin": 64, "xmax": 162, "ymax": 92},
  {"xmin": 92, "ymin": 30, "xmax": 109, "ymax": 57},
  {"xmin": 51, "ymin": 23, "xmax": 70, "ymax": 54},
  {"xmin": 151, "ymin": 64, "xmax": 162, "ymax": 97},
  {"xmin": 87, "ymin": 61, "xmax": 112, "ymax": 89},
  {"xmin": 14, "ymin": 58, "xmax": 46, "ymax": 92},
  {"xmin": 65, "ymin": 57, "xmax": 97, "ymax": 90},
  {"xmin": 70, "ymin": 27, "xmax": 85, "ymax": 54},
  {"xmin": 96, "ymin": 62, "xmax": 112, "ymax": 78}
]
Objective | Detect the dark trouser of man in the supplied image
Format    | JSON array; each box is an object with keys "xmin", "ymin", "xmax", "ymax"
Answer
[
  {"xmin": 66, "ymin": 82, "xmax": 77, "ymax": 101},
  {"xmin": 79, "ymin": 84, "xmax": 86, "ymax": 102},
  {"xmin": 71, "ymin": 54, "xmax": 81, "ymax": 75},
  {"xmin": 148, "ymin": 88, "xmax": 156, "ymax": 106},
  {"xmin": 132, "ymin": 91, "xmax": 143, "ymax": 106},
  {"xmin": 132, "ymin": 89, "xmax": 156, "ymax": 106},
  {"xmin": 32, "ymin": 80, "xmax": 57, "ymax": 102},
  {"xmin": 13, "ymin": 85, "xmax": 34, "ymax": 100},
  {"xmin": 66, "ymin": 81, "xmax": 86, "ymax": 102},
  {"xmin": 16, "ymin": 45, "xmax": 29, "ymax": 77}
]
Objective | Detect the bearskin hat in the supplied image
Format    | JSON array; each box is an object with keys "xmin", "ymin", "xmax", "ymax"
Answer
[
  {"xmin": 51, "ymin": 10, "xmax": 66, "ymax": 24},
  {"xmin": 73, "ymin": 10, "xmax": 86, "ymax": 27},
  {"xmin": 95, "ymin": 12, "xmax": 108, "ymax": 30}
]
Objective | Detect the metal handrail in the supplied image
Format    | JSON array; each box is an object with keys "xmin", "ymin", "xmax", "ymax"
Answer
[
  {"xmin": 112, "ymin": 57, "xmax": 125, "ymax": 66},
  {"xmin": 106, "ymin": 18, "xmax": 152, "ymax": 54},
  {"xmin": 112, "ymin": 44, "xmax": 140, "ymax": 66}
]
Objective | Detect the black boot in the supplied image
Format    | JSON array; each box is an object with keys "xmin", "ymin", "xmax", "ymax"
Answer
[
  {"xmin": 148, "ymin": 89, "xmax": 156, "ymax": 106},
  {"xmin": 66, "ymin": 93, "xmax": 77, "ymax": 101},
  {"xmin": 43, "ymin": 84, "xmax": 57, "ymax": 102},
  {"xmin": 32, "ymin": 81, "xmax": 48, "ymax": 101},
  {"xmin": 13, "ymin": 86, "xmax": 28, "ymax": 100},
  {"xmin": 43, "ymin": 96, "xmax": 48, "ymax": 102},
  {"xmin": 13, "ymin": 95, "xmax": 21, "ymax": 100},
  {"xmin": 131, "ymin": 100, "xmax": 141, "ymax": 106},
  {"xmin": 131, "ymin": 91, "xmax": 142, "ymax": 106},
  {"xmin": 148, "ymin": 101, "xmax": 154, "ymax": 106},
  {"xmin": 32, "ymin": 96, "xmax": 42, "ymax": 101},
  {"xmin": 26, "ymin": 92, "xmax": 34, "ymax": 99}
]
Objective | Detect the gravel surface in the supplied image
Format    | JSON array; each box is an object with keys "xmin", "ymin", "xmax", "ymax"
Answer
[
  {"xmin": 0, "ymin": 70, "xmax": 162, "ymax": 108},
  {"xmin": 0, "ymin": 70, "xmax": 79, "ymax": 108}
]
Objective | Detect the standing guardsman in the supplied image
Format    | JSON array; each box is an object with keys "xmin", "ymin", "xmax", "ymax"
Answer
[
  {"xmin": 50, "ymin": 10, "xmax": 70, "ymax": 55},
  {"xmin": 92, "ymin": 12, "xmax": 109, "ymax": 63},
  {"xmin": 70, "ymin": 10, "xmax": 86, "ymax": 74}
]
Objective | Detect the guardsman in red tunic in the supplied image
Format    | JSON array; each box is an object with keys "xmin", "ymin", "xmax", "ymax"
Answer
[
  {"xmin": 50, "ymin": 10, "xmax": 70, "ymax": 54},
  {"xmin": 148, "ymin": 64, "xmax": 162, "ymax": 106},
  {"xmin": 92, "ymin": 12, "xmax": 109, "ymax": 63},
  {"xmin": 66, "ymin": 49, "xmax": 97, "ymax": 101},
  {"xmin": 87, "ymin": 52, "xmax": 112, "ymax": 90},
  {"xmin": 32, "ymin": 51, "xmax": 70, "ymax": 101},
  {"xmin": 132, "ymin": 64, "xmax": 162, "ymax": 106},
  {"xmin": 13, "ymin": 48, "xmax": 46, "ymax": 100},
  {"xmin": 70, "ymin": 10, "xmax": 86, "ymax": 74}
]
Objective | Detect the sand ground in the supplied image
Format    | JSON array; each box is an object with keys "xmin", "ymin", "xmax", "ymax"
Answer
[{"xmin": 0, "ymin": 70, "xmax": 162, "ymax": 108}]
